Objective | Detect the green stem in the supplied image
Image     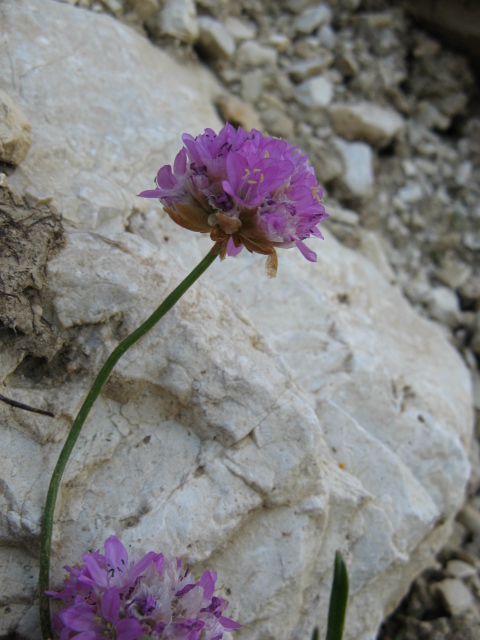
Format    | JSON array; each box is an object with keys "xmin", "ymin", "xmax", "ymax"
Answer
[{"xmin": 39, "ymin": 250, "xmax": 218, "ymax": 640}]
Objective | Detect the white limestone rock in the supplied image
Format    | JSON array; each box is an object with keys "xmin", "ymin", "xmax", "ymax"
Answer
[
  {"xmin": 333, "ymin": 138, "xmax": 375, "ymax": 199},
  {"xmin": 0, "ymin": 0, "xmax": 217, "ymax": 235},
  {"xmin": 237, "ymin": 41, "xmax": 278, "ymax": 68},
  {"xmin": 330, "ymin": 102, "xmax": 405, "ymax": 149},
  {"xmin": 160, "ymin": 0, "xmax": 199, "ymax": 43},
  {"xmin": 197, "ymin": 16, "xmax": 236, "ymax": 60},
  {"xmin": 295, "ymin": 76, "xmax": 333, "ymax": 110},
  {"xmin": 0, "ymin": 91, "xmax": 32, "ymax": 165},
  {"xmin": 425, "ymin": 286, "xmax": 462, "ymax": 328},
  {"xmin": 293, "ymin": 4, "xmax": 332, "ymax": 35},
  {"xmin": 224, "ymin": 16, "xmax": 257, "ymax": 42},
  {"xmin": 0, "ymin": 3, "xmax": 474, "ymax": 640}
]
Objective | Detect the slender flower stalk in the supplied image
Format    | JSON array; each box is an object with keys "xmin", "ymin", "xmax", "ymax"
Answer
[{"xmin": 39, "ymin": 250, "xmax": 218, "ymax": 640}]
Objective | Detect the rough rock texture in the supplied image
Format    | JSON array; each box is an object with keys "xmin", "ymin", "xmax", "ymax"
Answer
[
  {"xmin": 329, "ymin": 102, "xmax": 405, "ymax": 149},
  {"xmin": 0, "ymin": 0, "xmax": 220, "ymax": 235},
  {"xmin": 0, "ymin": 2, "xmax": 475, "ymax": 640},
  {"xmin": 0, "ymin": 91, "xmax": 32, "ymax": 165}
]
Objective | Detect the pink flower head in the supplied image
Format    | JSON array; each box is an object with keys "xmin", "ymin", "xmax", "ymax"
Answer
[
  {"xmin": 139, "ymin": 123, "xmax": 327, "ymax": 277},
  {"xmin": 47, "ymin": 536, "xmax": 240, "ymax": 640}
]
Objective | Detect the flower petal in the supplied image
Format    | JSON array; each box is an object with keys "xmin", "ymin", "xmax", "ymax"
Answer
[
  {"xmin": 198, "ymin": 571, "xmax": 216, "ymax": 601},
  {"xmin": 130, "ymin": 551, "xmax": 157, "ymax": 582},
  {"xmin": 116, "ymin": 617, "xmax": 143, "ymax": 640},
  {"xmin": 60, "ymin": 605, "xmax": 96, "ymax": 632},
  {"xmin": 101, "ymin": 587, "xmax": 120, "ymax": 623},
  {"xmin": 219, "ymin": 616, "xmax": 242, "ymax": 630},
  {"xmin": 104, "ymin": 535, "xmax": 129, "ymax": 579},
  {"xmin": 295, "ymin": 239, "xmax": 317, "ymax": 262},
  {"xmin": 227, "ymin": 236, "xmax": 243, "ymax": 257}
]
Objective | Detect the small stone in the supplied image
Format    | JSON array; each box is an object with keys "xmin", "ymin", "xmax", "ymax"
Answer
[
  {"xmin": 237, "ymin": 42, "xmax": 278, "ymax": 68},
  {"xmin": 197, "ymin": 16, "xmax": 235, "ymax": 60},
  {"xmin": 463, "ymin": 232, "xmax": 480, "ymax": 251},
  {"xmin": 416, "ymin": 102, "xmax": 451, "ymax": 131},
  {"xmin": 318, "ymin": 24, "xmax": 336, "ymax": 49},
  {"xmin": 329, "ymin": 102, "xmax": 404, "ymax": 149},
  {"xmin": 425, "ymin": 287, "xmax": 461, "ymax": 328},
  {"xmin": 240, "ymin": 69, "xmax": 264, "ymax": 103},
  {"xmin": 99, "ymin": 0, "xmax": 122, "ymax": 15},
  {"xmin": 265, "ymin": 33, "xmax": 291, "ymax": 53},
  {"xmin": 160, "ymin": 0, "xmax": 198, "ymax": 43},
  {"xmin": 459, "ymin": 277, "xmax": 480, "ymax": 307},
  {"xmin": 307, "ymin": 138, "xmax": 343, "ymax": 183},
  {"xmin": 456, "ymin": 161, "xmax": 472, "ymax": 186},
  {"xmin": 333, "ymin": 138, "xmax": 374, "ymax": 199},
  {"xmin": 336, "ymin": 51, "xmax": 358, "ymax": 78},
  {"xmin": 472, "ymin": 316, "xmax": 480, "ymax": 358},
  {"xmin": 295, "ymin": 76, "xmax": 333, "ymax": 110},
  {"xmin": 218, "ymin": 95, "xmax": 262, "ymax": 132},
  {"xmin": 128, "ymin": 0, "xmax": 159, "ymax": 22},
  {"xmin": 435, "ymin": 256, "xmax": 472, "ymax": 290},
  {"xmin": 260, "ymin": 109, "xmax": 295, "ymax": 139},
  {"xmin": 294, "ymin": 4, "xmax": 331, "ymax": 35},
  {"xmin": 397, "ymin": 183, "xmax": 423, "ymax": 204},
  {"xmin": 287, "ymin": 55, "xmax": 334, "ymax": 83},
  {"xmin": 445, "ymin": 560, "xmax": 477, "ymax": 579},
  {"xmin": 327, "ymin": 203, "xmax": 359, "ymax": 227},
  {"xmin": 434, "ymin": 578, "xmax": 474, "ymax": 616},
  {"xmin": 402, "ymin": 160, "xmax": 416, "ymax": 177},
  {"xmin": 0, "ymin": 91, "xmax": 32, "ymax": 165},
  {"xmin": 224, "ymin": 16, "xmax": 257, "ymax": 42}
]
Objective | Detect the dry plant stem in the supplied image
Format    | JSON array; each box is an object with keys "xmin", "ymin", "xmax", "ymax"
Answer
[
  {"xmin": 0, "ymin": 391, "xmax": 55, "ymax": 417},
  {"xmin": 39, "ymin": 250, "xmax": 218, "ymax": 640}
]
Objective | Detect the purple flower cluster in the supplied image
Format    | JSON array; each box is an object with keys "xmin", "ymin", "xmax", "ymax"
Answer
[
  {"xmin": 139, "ymin": 123, "xmax": 327, "ymax": 277},
  {"xmin": 47, "ymin": 536, "xmax": 241, "ymax": 640}
]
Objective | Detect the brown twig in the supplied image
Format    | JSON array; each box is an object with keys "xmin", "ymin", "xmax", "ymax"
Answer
[{"xmin": 0, "ymin": 391, "xmax": 54, "ymax": 417}]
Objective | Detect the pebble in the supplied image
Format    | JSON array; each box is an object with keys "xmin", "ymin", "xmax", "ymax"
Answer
[
  {"xmin": 336, "ymin": 51, "xmax": 359, "ymax": 78},
  {"xmin": 458, "ymin": 505, "xmax": 480, "ymax": 536},
  {"xmin": 197, "ymin": 16, "xmax": 235, "ymax": 59},
  {"xmin": 265, "ymin": 33, "xmax": 291, "ymax": 53},
  {"xmin": 236, "ymin": 42, "xmax": 278, "ymax": 68},
  {"xmin": 295, "ymin": 76, "xmax": 333, "ymax": 110},
  {"xmin": 0, "ymin": 90, "xmax": 32, "ymax": 165},
  {"xmin": 456, "ymin": 161, "xmax": 472, "ymax": 186},
  {"xmin": 287, "ymin": 55, "xmax": 334, "ymax": 83},
  {"xmin": 397, "ymin": 183, "xmax": 424, "ymax": 204},
  {"xmin": 329, "ymin": 101, "xmax": 404, "ymax": 149},
  {"xmin": 160, "ymin": 0, "xmax": 198, "ymax": 43},
  {"xmin": 218, "ymin": 94, "xmax": 261, "ymax": 132},
  {"xmin": 307, "ymin": 138, "xmax": 343, "ymax": 183},
  {"xmin": 240, "ymin": 69, "xmax": 264, "ymax": 103},
  {"xmin": 293, "ymin": 4, "xmax": 331, "ymax": 35},
  {"xmin": 260, "ymin": 108, "xmax": 294, "ymax": 139},
  {"xmin": 224, "ymin": 16, "xmax": 256, "ymax": 42},
  {"xmin": 333, "ymin": 138, "xmax": 374, "ymax": 199},
  {"xmin": 445, "ymin": 560, "xmax": 478, "ymax": 579},
  {"xmin": 435, "ymin": 256, "xmax": 472, "ymax": 290},
  {"xmin": 318, "ymin": 24, "xmax": 336, "ymax": 49},
  {"xmin": 425, "ymin": 286, "xmax": 462, "ymax": 328},
  {"xmin": 434, "ymin": 578, "xmax": 474, "ymax": 616}
]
